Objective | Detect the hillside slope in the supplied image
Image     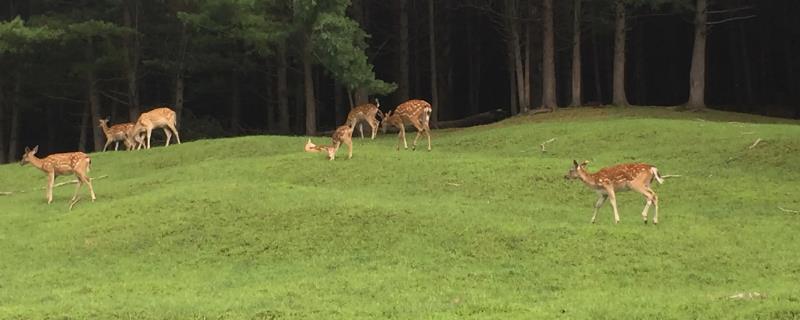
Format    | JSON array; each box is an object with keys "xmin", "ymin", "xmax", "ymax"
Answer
[{"xmin": 1, "ymin": 107, "xmax": 799, "ymax": 319}]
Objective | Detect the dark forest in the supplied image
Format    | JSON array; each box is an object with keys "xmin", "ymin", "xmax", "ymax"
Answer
[{"xmin": 1, "ymin": 0, "xmax": 798, "ymax": 163}]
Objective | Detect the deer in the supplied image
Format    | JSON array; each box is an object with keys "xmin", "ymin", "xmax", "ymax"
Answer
[
  {"xmin": 98, "ymin": 118, "xmax": 135, "ymax": 151},
  {"xmin": 380, "ymin": 99, "xmax": 432, "ymax": 151},
  {"xmin": 346, "ymin": 98, "xmax": 384, "ymax": 140},
  {"xmin": 128, "ymin": 107, "xmax": 180, "ymax": 150},
  {"xmin": 565, "ymin": 160, "xmax": 664, "ymax": 225},
  {"xmin": 19, "ymin": 145, "xmax": 97, "ymax": 204},
  {"xmin": 304, "ymin": 125, "xmax": 354, "ymax": 160}
]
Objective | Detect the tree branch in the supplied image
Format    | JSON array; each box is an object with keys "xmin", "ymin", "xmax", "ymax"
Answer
[{"xmin": 707, "ymin": 15, "xmax": 756, "ymax": 26}]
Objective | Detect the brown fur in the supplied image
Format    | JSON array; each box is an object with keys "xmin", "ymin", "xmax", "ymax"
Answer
[
  {"xmin": 566, "ymin": 161, "xmax": 663, "ymax": 224},
  {"xmin": 20, "ymin": 146, "xmax": 96, "ymax": 204},
  {"xmin": 304, "ymin": 125, "xmax": 354, "ymax": 160},
  {"xmin": 380, "ymin": 99, "xmax": 432, "ymax": 151},
  {"xmin": 129, "ymin": 107, "xmax": 180, "ymax": 150}
]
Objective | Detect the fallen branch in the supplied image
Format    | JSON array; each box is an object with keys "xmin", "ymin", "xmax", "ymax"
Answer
[
  {"xmin": 540, "ymin": 138, "xmax": 556, "ymax": 152},
  {"xmin": 778, "ymin": 207, "xmax": 800, "ymax": 214},
  {"xmin": 446, "ymin": 182, "xmax": 461, "ymax": 187},
  {"xmin": 48, "ymin": 175, "xmax": 108, "ymax": 189},
  {"xmin": 0, "ymin": 175, "xmax": 108, "ymax": 196},
  {"xmin": 748, "ymin": 138, "xmax": 762, "ymax": 149},
  {"xmin": 69, "ymin": 197, "xmax": 81, "ymax": 211}
]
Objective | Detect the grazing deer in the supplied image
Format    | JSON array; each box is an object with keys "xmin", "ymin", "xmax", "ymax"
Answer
[
  {"xmin": 304, "ymin": 125, "xmax": 354, "ymax": 160},
  {"xmin": 346, "ymin": 98, "xmax": 384, "ymax": 140},
  {"xmin": 128, "ymin": 107, "xmax": 180, "ymax": 150},
  {"xmin": 565, "ymin": 160, "xmax": 664, "ymax": 224},
  {"xmin": 98, "ymin": 118, "xmax": 135, "ymax": 151},
  {"xmin": 20, "ymin": 145, "xmax": 96, "ymax": 204},
  {"xmin": 380, "ymin": 99, "xmax": 432, "ymax": 151}
]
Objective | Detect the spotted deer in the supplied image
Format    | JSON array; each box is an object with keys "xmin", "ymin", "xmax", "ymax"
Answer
[
  {"xmin": 98, "ymin": 119, "xmax": 135, "ymax": 151},
  {"xmin": 380, "ymin": 99, "xmax": 432, "ymax": 151},
  {"xmin": 304, "ymin": 125, "xmax": 354, "ymax": 160},
  {"xmin": 346, "ymin": 98, "xmax": 384, "ymax": 140},
  {"xmin": 565, "ymin": 160, "xmax": 664, "ymax": 224},
  {"xmin": 128, "ymin": 107, "xmax": 180, "ymax": 150},
  {"xmin": 20, "ymin": 145, "xmax": 97, "ymax": 204}
]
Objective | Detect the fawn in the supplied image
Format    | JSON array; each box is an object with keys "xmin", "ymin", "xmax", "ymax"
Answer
[
  {"xmin": 304, "ymin": 125, "xmax": 354, "ymax": 160},
  {"xmin": 20, "ymin": 145, "xmax": 96, "ymax": 204},
  {"xmin": 566, "ymin": 160, "xmax": 664, "ymax": 224}
]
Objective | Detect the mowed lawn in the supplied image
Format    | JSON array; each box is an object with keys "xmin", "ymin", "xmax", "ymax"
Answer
[{"xmin": 1, "ymin": 107, "xmax": 799, "ymax": 319}]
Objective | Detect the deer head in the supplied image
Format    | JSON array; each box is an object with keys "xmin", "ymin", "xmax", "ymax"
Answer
[
  {"xmin": 98, "ymin": 118, "xmax": 110, "ymax": 128},
  {"xmin": 565, "ymin": 160, "xmax": 590, "ymax": 179},
  {"xmin": 20, "ymin": 145, "xmax": 39, "ymax": 166},
  {"xmin": 381, "ymin": 110, "xmax": 394, "ymax": 133}
]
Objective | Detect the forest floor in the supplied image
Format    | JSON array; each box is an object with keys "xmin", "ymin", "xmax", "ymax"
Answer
[{"xmin": 1, "ymin": 106, "xmax": 799, "ymax": 319}]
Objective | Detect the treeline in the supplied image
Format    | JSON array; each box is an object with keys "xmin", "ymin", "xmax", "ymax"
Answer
[{"xmin": 0, "ymin": 0, "xmax": 797, "ymax": 163}]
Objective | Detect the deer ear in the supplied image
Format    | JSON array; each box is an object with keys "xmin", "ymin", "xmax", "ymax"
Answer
[
  {"xmin": 572, "ymin": 160, "xmax": 578, "ymax": 167},
  {"xmin": 24, "ymin": 146, "xmax": 30, "ymax": 153},
  {"xmin": 580, "ymin": 160, "xmax": 590, "ymax": 167},
  {"xmin": 32, "ymin": 145, "xmax": 39, "ymax": 154}
]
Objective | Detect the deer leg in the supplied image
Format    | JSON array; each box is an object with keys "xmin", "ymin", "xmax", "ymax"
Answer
[
  {"xmin": 401, "ymin": 125, "xmax": 409, "ymax": 149},
  {"xmin": 146, "ymin": 129, "xmax": 153, "ymax": 149},
  {"xmin": 79, "ymin": 171, "xmax": 96, "ymax": 202},
  {"xmin": 606, "ymin": 188, "xmax": 620, "ymax": 224},
  {"xmin": 359, "ymin": 123, "xmax": 365, "ymax": 139},
  {"xmin": 71, "ymin": 178, "xmax": 83, "ymax": 202},
  {"xmin": 591, "ymin": 194, "xmax": 607, "ymax": 224},
  {"xmin": 396, "ymin": 125, "xmax": 405, "ymax": 150},
  {"xmin": 163, "ymin": 127, "xmax": 172, "ymax": 147},
  {"xmin": 369, "ymin": 120, "xmax": 377, "ymax": 139},
  {"xmin": 425, "ymin": 125, "xmax": 432, "ymax": 151},
  {"xmin": 167, "ymin": 123, "xmax": 181, "ymax": 144},
  {"xmin": 46, "ymin": 172, "xmax": 55, "ymax": 204},
  {"xmin": 631, "ymin": 184, "xmax": 655, "ymax": 224},
  {"xmin": 346, "ymin": 139, "xmax": 353, "ymax": 159},
  {"xmin": 103, "ymin": 140, "xmax": 112, "ymax": 152},
  {"xmin": 330, "ymin": 142, "xmax": 341, "ymax": 161},
  {"xmin": 649, "ymin": 188, "xmax": 659, "ymax": 225}
]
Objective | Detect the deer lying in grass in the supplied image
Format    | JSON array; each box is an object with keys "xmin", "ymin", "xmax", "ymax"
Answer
[
  {"xmin": 380, "ymin": 99, "xmax": 432, "ymax": 151},
  {"xmin": 98, "ymin": 118, "xmax": 135, "ymax": 151},
  {"xmin": 304, "ymin": 125, "xmax": 354, "ymax": 160},
  {"xmin": 565, "ymin": 160, "xmax": 664, "ymax": 224},
  {"xmin": 20, "ymin": 145, "xmax": 96, "ymax": 204},
  {"xmin": 128, "ymin": 107, "xmax": 180, "ymax": 150},
  {"xmin": 346, "ymin": 98, "xmax": 384, "ymax": 139}
]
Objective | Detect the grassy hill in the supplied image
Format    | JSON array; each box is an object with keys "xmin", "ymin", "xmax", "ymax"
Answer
[{"xmin": 1, "ymin": 107, "xmax": 799, "ymax": 319}]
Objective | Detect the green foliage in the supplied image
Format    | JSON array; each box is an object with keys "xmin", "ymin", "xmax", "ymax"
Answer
[
  {"xmin": 0, "ymin": 17, "xmax": 62, "ymax": 54},
  {"xmin": 312, "ymin": 12, "xmax": 396, "ymax": 95},
  {"xmin": 1, "ymin": 107, "xmax": 799, "ymax": 318}
]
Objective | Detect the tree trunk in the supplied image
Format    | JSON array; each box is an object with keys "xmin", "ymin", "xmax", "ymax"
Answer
[
  {"xmin": 612, "ymin": 0, "xmax": 629, "ymax": 106},
  {"xmin": 123, "ymin": 0, "xmax": 141, "ymax": 121},
  {"xmin": 230, "ymin": 72, "xmax": 241, "ymax": 134},
  {"xmin": 570, "ymin": 0, "xmax": 582, "ymax": 106},
  {"xmin": 0, "ymin": 79, "xmax": 6, "ymax": 163},
  {"xmin": 739, "ymin": 23, "xmax": 753, "ymax": 105},
  {"xmin": 86, "ymin": 42, "xmax": 104, "ymax": 152},
  {"xmin": 174, "ymin": 72, "xmax": 185, "ymax": 123},
  {"xmin": 591, "ymin": 29, "xmax": 603, "ymax": 103},
  {"xmin": 541, "ymin": 0, "xmax": 557, "ymax": 110},
  {"xmin": 173, "ymin": 22, "xmax": 188, "ymax": 124},
  {"xmin": 276, "ymin": 40, "xmax": 290, "ymax": 133},
  {"xmin": 428, "ymin": 0, "xmax": 439, "ymax": 126},
  {"xmin": 687, "ymin": 0, "xmax": 707, "ymax": 109},
  {"xmin": 523, "ymin": 3, "xmax": 532, "ymax": 111},
  {"xmin": 633, "ymin": 22, "xmax": 647, "ymax": 105},
  {"xmin": 396, "ymin": 0, "xmax": 410, "ymax": 102},
  {"xmin": 6, "ymin": 74, "xmax": 21, "ymax": 162},
  {"xmin": 334, "ymin": 81, "xmax": 345, "ymax": 124},
  {"xmin": 507, "ymin": 41, "xmax": 519, "ymax": 115},
  {"xmin": 78, "ymin": 101, "xmax": 89, "ymax": 152},
  {"xmin": 467, "ymin": 6, "xmax": 481, "ymax": 115},
  {"xmin": 302, "ymin": 39, "xmax": 316, "ymax": 136}
]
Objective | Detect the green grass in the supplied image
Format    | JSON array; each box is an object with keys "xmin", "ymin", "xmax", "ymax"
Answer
[{"xmin": 1, "ymin": 106, "xmax": 799, "ymax": 319}]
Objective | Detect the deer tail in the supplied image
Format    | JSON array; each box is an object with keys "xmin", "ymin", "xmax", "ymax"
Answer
[{"xmin": 651, "ymin": 167, "xmax": 664, "ymax": 184}]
